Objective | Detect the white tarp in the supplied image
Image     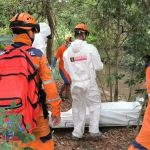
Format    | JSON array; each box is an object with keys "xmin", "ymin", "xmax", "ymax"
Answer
[{"xmin": 49, "ymin": 101, "xmax": 141, "ymax": 128}]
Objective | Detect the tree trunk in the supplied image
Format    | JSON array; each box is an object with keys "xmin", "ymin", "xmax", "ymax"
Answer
[
  {"xmin": 114, "ymin": 0, "xmax": 121, "ymax": 101},
  {"xmin": 114, "ymin": 50, "xmax": 119, "ymax": 101},
  {"xmin": 108, "ymin": 61, "xmax": 113, "ymax": 101},
  {"xmin": 128, "ymin": 69, "xmax": 134, "ymax": 101},
  {"xmin": 45, "ymin": 0, "xmax": 55, "ymax": 65}
]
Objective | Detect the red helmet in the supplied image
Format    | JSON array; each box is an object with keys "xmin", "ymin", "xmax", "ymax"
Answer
[{"xmin": 9, "ymin": 12, "xmax": 40, "ymax": 34}]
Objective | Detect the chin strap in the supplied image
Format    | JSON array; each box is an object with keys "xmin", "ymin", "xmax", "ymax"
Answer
[{"xmin": 25, "ymin": 30, "xmax": 34, "ymax": 44}]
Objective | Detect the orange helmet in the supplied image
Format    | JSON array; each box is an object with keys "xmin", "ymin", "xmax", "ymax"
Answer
[
  {"xmin": 66, "ymin": 36, "xmax": 72, "ymax": 43},
  {"xmin": 75, "ymin": 23, "xmax": 88, "ymax": 31},
  {"xmin": 74, "ymin": 23, "xmax": 89, "ymax": 36},
  {"xmin": 9, "ymin": 12, "xmax": 40, "ymax": 34}
]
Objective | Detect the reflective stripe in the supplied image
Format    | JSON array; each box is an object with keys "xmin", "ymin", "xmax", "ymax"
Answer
[
  {"xmin": 47, "ymin": 97, "xmax": 60, "ymax": 102},
  {"xmin": 43, "ymin": 79, "xmax": 54, "ymax": 85}
]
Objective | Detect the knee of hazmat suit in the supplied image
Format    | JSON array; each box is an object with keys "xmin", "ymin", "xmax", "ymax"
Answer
[
  {"xmin": 9, "ymin": 12, "xmax": 61, "ymax": 149},
  {"xmin": 32, "ymin": 22, "xmax": 51, "ymax": 54}
]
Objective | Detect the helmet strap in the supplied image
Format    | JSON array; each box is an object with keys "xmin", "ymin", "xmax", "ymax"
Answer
[
  {"xmin": 26, "ymin": 30, "xmax": 34, "ymax": 43},
  {"xmin": 82, "ymin": 33, "xmax": 86, "ymax": 41}
]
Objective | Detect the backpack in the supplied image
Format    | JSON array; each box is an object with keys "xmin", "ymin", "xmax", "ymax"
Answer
[{"xmin": 0, "ymin": 44, "xmax": 41, "ymax": 133}]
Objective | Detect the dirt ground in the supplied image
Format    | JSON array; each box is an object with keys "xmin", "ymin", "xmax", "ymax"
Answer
[{"xmin": 53, "ymin": 127, "xmax": 136, "ymax": 150}]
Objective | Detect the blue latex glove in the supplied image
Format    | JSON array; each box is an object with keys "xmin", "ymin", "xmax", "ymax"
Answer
[
  {"xmin": 52, "ymin": 57, "xmax": 57, "ymax": 68},
  {"xmin": 51, "ymin": 68, "xmax": 57, "ymax": 80}
]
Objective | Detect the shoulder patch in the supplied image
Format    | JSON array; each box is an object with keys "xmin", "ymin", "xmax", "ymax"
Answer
[{"xmin": 28, "ymin": 48, "xmax": 43, "ymax": 57}]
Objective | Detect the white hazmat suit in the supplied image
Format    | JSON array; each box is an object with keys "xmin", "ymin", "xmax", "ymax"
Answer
[
  {"xmin": 32, "ymin": 22, "xmax": 51, "ymax": 54},
  {"xmin": 63, "ymin": 39, "xmax": 103, "ymax": 138}
]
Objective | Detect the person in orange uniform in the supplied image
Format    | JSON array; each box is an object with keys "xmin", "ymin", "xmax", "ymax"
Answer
[
  {"xmin": 9, "ymin": 12, "xmax": 61, "ymax": 150},
  {"xmin": 52, "ymin": 37, "xmax": 72, "ymax": 100},
  {"xmin": 128, "ymin": 55, "xmax": 150, "ymax": 150}
]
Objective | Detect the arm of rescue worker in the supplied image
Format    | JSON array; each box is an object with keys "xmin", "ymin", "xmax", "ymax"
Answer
[
  {"xmin": 146, "ymin": 66, "xmax": 150, "ymax": 99},
  {"xmin": 52, "ymin": 57, "xmax": 57, "ymax": 68},
  {"xmin": 52, "ymin": 46, "xmax": 62, "ymax": 68},
  {"xmin": 38, "ymin": 55, "xmax": 62, "ymax": 118},
  {"xmin": 89, "ymin": 44, "xmax": 103, "ymax": 71}
]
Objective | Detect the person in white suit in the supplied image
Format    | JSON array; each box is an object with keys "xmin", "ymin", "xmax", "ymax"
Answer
[
  {"xmin": 63, "ymin": 23, "xmax": 103, "ymax": 140},
  {"xmin": 32, "ymin": 22, "xmax": 51, "ymax": 54}
]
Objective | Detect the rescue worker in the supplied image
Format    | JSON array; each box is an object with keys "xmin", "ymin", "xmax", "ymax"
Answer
[
  {"xmin": 52, "ymin": 37, "xmax": 72, "ymax": 100},
  {"xmin": 128, "ymin": 55, "xmax": 150, "ymax": 150},
  {"xmin": 63, "ymin": 23, "xmax": 103, "ymax": 140},
  {"xmin": 9, "ymin": 12, "xmax": 61, "ymax": 150},
  {"xmin": 32, "ymin": 22, "xmax": 51, "ymax": 54}
]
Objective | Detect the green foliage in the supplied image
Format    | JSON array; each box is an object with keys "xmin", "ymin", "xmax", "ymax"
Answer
[
  {"xmin": 124, "ymin": 79, "xmax": 136, "ymax": 87},
  {"xmin": 1, "ymin": 142, "xmax": 14, "ymax": 150},
  {"xmin": 116, "ymin": 73, "xmax": 125, "ymax": 80},
  {"xmin": 135, "ymin": 89, "xmax": 146, "ymax": 95},
  {"xmin": 106, "ymin": 74, "xmax": 114, "ymax": 87},
  {"xmin": 0, "ymin": 103, "xmax": 35, "ymax": 150},
  {"xmin": 0, "ymin": 0, "xmax": 149, "ymax": 99}
]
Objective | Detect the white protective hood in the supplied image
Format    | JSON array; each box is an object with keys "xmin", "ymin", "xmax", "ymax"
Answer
[
  {"xmin": 63, "ymin": 39, "xmax": 103, "ymax": 83},
  {"xmin": 32, "ymin": 22, "xmax": 51, "ymax": 54},
  {"xmin": 70, "ymin": 39, "xmax": 87, "ymax": 53}
]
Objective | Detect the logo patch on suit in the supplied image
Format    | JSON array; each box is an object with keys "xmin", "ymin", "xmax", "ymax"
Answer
[
  {"xmin": 70, "ymin": 56, "xmax": 87, "ymax": 62},
  {"xmin": 70, "ymin": 57, "xmax": 75, "ymax": 62}
]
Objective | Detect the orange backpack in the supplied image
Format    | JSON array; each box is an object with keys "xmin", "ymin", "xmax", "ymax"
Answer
[{"xmin": 0, "ymin": 45, "xmax": 41, "ymax": 133}]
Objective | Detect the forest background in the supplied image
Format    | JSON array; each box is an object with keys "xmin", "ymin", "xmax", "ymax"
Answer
[
  {"xmin": 1, "ymin": 0, "xmax": 150, "ymax": 102},
  {"xmin": 0, "ymin": 0, "xmax": 150, "ymax": 149}
]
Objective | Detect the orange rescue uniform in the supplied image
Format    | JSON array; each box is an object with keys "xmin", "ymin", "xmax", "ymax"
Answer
[
  {"xmin": 55, "ymin": 44, "xmax": 67, "ymax": 70},
  {"xmin": 128, "ymin": 66, "xmax": 150, "ymax": 150},
  {"xmin": 53, "ymin": 44, "xmax": 71, "ymax": 84},
  {"xmin": 12, "ymin": 34, "xmax": 61, "ymax": 150}
]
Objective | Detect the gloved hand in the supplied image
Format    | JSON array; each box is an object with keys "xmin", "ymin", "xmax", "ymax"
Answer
[
  {"xmin": 52, "ymin": 57, "xmax": 57, "ymax": 68},
  {"xmin": 51, "ymin": 68, "xmax": 57, "ymax": 80},
  {"xmin": 51, "ymin": 115, "xmax": 61, "ymax": 126}
]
